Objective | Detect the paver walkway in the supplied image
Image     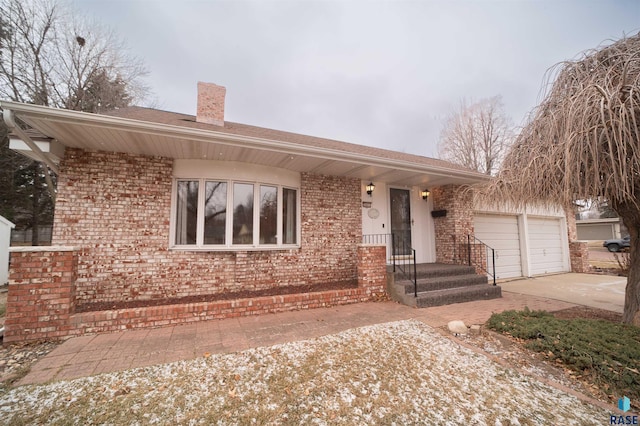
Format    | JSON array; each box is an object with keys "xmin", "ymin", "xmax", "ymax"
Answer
[{"xmin": 17, "ymin": 291, "xmax": 576, "ymax": 386}]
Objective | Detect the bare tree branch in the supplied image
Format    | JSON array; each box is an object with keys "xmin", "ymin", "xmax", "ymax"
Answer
[
  {"xmin": 438, "ymin": 96, "xmax": 514, "ymax": 175},
  {"xmin": 0, "ymin": 0, "xmax": 150, "ymax": 243}
]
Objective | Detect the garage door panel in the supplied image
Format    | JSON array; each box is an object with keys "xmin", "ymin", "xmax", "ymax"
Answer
[
  {"xmin": 529, "ymin": 218, "xmax": 566, "ymax": 275},
  {"xmin": 474, "ymin": 214, "xmax": 522, "ymax": 279},
  {"xmin": 486, "ymin": 241, "xmax": 519, "ymax": 251}
]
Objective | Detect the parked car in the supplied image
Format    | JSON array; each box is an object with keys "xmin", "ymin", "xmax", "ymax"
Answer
[{"xmin": 603, "ymin": 235, "xmax": 630, "ymax": 252}]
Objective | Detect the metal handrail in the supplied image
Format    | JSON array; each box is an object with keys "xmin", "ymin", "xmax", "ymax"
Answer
[
  {"xmin": 466, "ymin": 234, "xmax": 497, "ymax": 286},
  {"xmin": 391, "ymin": 233, "xmax": 418, "ymax": 297}
]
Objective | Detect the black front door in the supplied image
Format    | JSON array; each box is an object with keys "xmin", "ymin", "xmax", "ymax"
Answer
[{"xmin": 390, "ymin": 188, "xmax": 412, "ymax": 255}]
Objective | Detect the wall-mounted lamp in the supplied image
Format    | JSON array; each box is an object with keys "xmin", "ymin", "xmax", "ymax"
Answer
[
  {"xmin": 421, "ymin": 189, "xmax": 431, "ymax": 201},
  {"xmin": 366, "ymin": 182, "xmax": 375, "ymax": 196}
]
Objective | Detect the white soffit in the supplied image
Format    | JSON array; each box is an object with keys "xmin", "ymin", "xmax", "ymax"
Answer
[{"xmin": 2, "ymin": 100, "xmax": 489, "ymax": 187}]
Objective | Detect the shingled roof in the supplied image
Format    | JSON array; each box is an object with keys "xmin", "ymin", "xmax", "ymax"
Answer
[{"xmin": 104, "ymin": 106, "xmax": 476, "ymax": 174}]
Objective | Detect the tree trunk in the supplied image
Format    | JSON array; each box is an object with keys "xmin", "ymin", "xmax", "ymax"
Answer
[{"xmin": 614, "ymin": 200, "xmax": 640, "ymax": 325}]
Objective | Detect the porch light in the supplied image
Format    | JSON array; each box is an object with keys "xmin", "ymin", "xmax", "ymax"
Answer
[
  {"xmin": 366, "ymin": 182, "xmax": 375, "ymax": 196},
  {"xmin": 421, "ymin": 189, "xmax": 431, "ymax": 201}
]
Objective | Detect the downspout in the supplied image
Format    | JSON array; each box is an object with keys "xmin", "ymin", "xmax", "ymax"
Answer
[{"xmin": 3, "ymin": 109, "xmax": 58, "ymax": 203}]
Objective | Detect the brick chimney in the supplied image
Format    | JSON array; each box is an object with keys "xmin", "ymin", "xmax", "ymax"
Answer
[{"xmin": 196, "ymin": 82, "xmax": 226, "ymax": 126}]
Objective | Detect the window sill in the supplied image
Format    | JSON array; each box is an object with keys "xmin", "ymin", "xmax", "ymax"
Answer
[{"xmin": 169, "ymin": 245, "xmax": 300, "ymax": 252}]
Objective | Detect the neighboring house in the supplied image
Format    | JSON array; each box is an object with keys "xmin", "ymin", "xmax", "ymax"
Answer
[
  {"xmin": 0, "ymin": 215, "xmax": 15, "ymax": 285},
  {"xmin": 576, "ymin": 218, "xmax": 623, "ymax": 241},
  {"xmin": 1, "ymin": 82, "xmax": 587, "ymax": 342}
]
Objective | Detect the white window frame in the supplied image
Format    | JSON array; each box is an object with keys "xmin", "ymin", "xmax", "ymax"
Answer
[{"xmin": 170, "ymin": 160, "xmax": 301, "ymax": 251}]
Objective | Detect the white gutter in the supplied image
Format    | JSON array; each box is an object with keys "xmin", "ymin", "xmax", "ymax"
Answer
[
  {"xmin": 0, "ymin": 101, "xmax": 489, "ymax": 183},
  {"xmin": 2, "ymin": 108, "xmax": 60, "ymax": 175}
]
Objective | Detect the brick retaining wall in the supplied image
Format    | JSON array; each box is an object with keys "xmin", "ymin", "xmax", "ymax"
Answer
[
  {"xmin": 4, "ymin": 245, "xmax": 387, "ymax": 342},
  {"xmin": 4, "ymin": 247, "xmax": 77, "ymax": 342},
  {"xmin": 71, "ymin": 289, "xmax": 371, "ymax": 335}
]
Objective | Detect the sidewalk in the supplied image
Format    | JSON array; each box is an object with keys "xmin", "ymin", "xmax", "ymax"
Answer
[{"xmin": 17, "ymin": 291, "xmax": 576, "ymax": 386}]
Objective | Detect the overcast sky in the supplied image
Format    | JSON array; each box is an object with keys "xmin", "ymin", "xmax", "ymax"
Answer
[{"xmin": 73, "ymin": 0, "xmax": 638, "ymax": 158}]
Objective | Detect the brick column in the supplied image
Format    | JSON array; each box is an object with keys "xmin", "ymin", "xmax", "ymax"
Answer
[
  {"xmin": 357, "ymin": 245, "xmax": 386, "ymax": 297},
  {"xmin": 564, "ymin": 205, "xmax": 590, "ymax": 273},
  {"xmin": 569, "ymin": 241, "xmax": 590, "ymax": 273},
  {"xmin": 4, "ymin": 247, "xmax": 77, "ymax": 343},
  {"xmin": 565, "ymin": 205, "xmax": 578, "ymax": 241},
  {"xmin": 432, "ymin": 185, "xmax": 474, "ymax": 264}
]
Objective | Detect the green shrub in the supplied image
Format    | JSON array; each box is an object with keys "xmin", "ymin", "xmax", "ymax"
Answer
[{"xmin": 487, "ymin": 309, "xmax": 640, "ymax": 401}]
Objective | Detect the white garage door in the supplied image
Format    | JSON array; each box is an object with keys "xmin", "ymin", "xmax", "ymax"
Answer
[
  {"xmin": 474, "ymin": 215, "xmax": 522, "ymax": 279},
  {"xmin": 528, "ymin": 217, "xmax": 567, "ymax": 275}
]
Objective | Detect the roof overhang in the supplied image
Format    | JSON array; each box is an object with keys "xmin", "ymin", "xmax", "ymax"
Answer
[
  {"xmin": 0, "ymin": 100, "xmax": 490, "ymax": 188},
  {"xmin": 9, "ymin": 135, "xmax": 65, "ymax": 165}
]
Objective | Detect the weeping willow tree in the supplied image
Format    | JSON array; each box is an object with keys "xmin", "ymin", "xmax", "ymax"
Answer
[{"xmin": 486, "ymin": 32, "xmax": 640, "ymax": 324}]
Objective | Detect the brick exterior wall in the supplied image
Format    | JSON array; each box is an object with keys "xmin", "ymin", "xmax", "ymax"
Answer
[
  {"xmin": 0, "ymin": 148, "xmax": 389, "ymax": 342},
  {"xmin": 52, "ymin": 149, "xmax": 362, "ymax": 309},
  {"xmin": 4, "ymin": 248, "xmax": 77, "ymax": 342},
  {"xmin": 432, "ymin": 185, "xmax": 474, "ymax": 264}
]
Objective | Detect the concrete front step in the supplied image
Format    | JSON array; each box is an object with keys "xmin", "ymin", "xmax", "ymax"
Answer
[
  {"xmin": 415, "ymin": 284, "xmax": 502, "ymax": 308},
  {"xmin": 412, "ymin": 263, "xmax": 477, "ymax": 279},
  {"xmin": 400, "ymin": 274, "xmax": 488, "ymax": 294},
  {"xmin": 387, "ymin": 263, "xmax": 501, "ymax": 308}
]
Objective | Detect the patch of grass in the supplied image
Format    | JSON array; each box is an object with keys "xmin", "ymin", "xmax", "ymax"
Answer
[
  {"xmin": 0, "ymin": 321, "xmax": 610, "ymax": 424},
  {"xmin": 0, "ymin": 364, "xmax": 32, "ymax": 391},
  {"xmin": 487, "ymin": 308, "xmax": 640, "ymax": 401}
]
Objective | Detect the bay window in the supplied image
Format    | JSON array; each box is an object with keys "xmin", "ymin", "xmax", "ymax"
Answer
[
  {"xmin": 259, "ymin": 185, "xmax": 277, "ymax": 244},
  {"xmin": 204, "ymin": 181, "xmax": 227, "ymax": 244},
  {"xmin": 175, "ymin": 181, "xmax": 199, "ymax": 245},
  {"xmin": 172, "ymin": 178, "xmax": 299, "ymax": 249},
  {"xmin": 282, "ymin": 187, "xmax": 297, "ymax": 244}
]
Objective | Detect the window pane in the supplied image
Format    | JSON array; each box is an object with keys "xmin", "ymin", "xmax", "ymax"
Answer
[
  {"xmin": 282, "ymin": 188, "xmax": 297, "ymax": 244},
  {"xmin": 233, "ymin": 183, "xmax": 254, "ymax": 244},
  {"xmin": 204, "ymin": 181, "xmax": 227, "ymax": 244},
  {"xmin": 175, "ymin": 181, "xmax": 198, "ymax": 245},
  {"xmin": 259, "ymin": 185, "xmax": 277, "ymax": 244}
]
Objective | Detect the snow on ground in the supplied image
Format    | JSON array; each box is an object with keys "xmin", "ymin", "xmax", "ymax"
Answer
[{"xmin": 0, "ymin": 320, "xmax": 611, "ymax": 425}]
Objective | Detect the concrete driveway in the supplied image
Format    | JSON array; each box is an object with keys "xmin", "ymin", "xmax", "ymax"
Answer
[{"xmin": 499, "ymin": 273, "xmax": 626, "ymax": 313}]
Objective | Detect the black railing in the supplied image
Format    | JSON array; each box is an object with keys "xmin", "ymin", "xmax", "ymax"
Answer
[
  {"xmin": 453, "ymin": 234, "xmax": 496, "ymax": 285},
  {"xmin": 363, "ymin": 233, "xmax": 418, "ymax": 297},
  {"xmin": 391, "ymin": 233, "xmax": 418, "ymax": 297}
]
